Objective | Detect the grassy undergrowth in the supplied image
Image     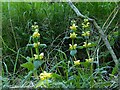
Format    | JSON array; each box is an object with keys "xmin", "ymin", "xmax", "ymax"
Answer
[{"xmin": 2, "ymin": 2, "xmax": 120, "ymax": 88}]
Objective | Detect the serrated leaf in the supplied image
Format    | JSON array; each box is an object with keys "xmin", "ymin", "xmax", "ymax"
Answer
[
  {"xmin": 21, "ymin": 62, "xmax": 34, "ymax": 70},
  {"xmin": 33, "ymin": 60, "xmax": 44, "ymax": 69},
  {"xmin": 70, "ymin": 50, "xmax": 77, "ymax": 56}
]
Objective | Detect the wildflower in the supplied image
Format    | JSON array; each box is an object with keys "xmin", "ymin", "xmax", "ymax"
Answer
[
  {"xmin": 39, "ymin": 53, "xmax": 44, "ymax": 59},
  {"xmin": 82, "ymin": 19, "xmax": 90, "ymax": 28},
  {"xmin": 71, "ymin": 20, "xmax": 76, "ymax": 24},
  {"xmin": 82, "ymin": 22, "xmax": 90, "ymax": 28},
  {"xmin": 74, "ymin": 60, "xmax": 80, "ymax": 66},
  {"xmin": 39, "ymin": 71, "xmax": 52, "ymax": 80},
  {"xmin": 82, "ymin": 31, "xmax": 90, "ymax": 37},
  {"xmin": 84, "ymin": 19, "xmax": 89, "ymax": 23},
  {"xmin": 69, "ymin": 44, "xmax": 77, "ymax": 50},
  {"xmin": 83, "ymin": 42, "xmax": 87, "ymax": 47},
  {"xmin": 33, "ymin": 42, "xmax": 40, "ymax": 48},
  {"xmin": 34, "ymin": 52, "xmax": 44, "ymax": 60},
  {"xmin": 32, "ymin": 31, "xmax": 40, "ymax": 38},
  {"xmin": 88, "ymin": 43, "xmax": 92, "ymax": 47},
  {"xmin": 83, "ymin": 42, "xmax": 92, "ymax": 48},
  {"xmin": 70, "ymin": 32, "xmax": 77, "ymax": 39},
  {"xmin": 70, "ymin": 24, "xmax": 78, "ymax": 31},
  {"xmin": 85, "ymin": 58, "xmax": 93, "ymax": 63},
  {"xmin": 32, "ymin": 25, "xmax": 38, "ymax": 29}
]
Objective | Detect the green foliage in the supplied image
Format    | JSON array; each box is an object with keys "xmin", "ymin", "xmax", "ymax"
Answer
[
  {"xmin": 21, "ymin": 62, "xmax": 34, "ymax": 71},
  {"xmin": 70, "ymin": 50, "xmax": 77, "ymax": 56},
  {"xmin": 2, "ymin": 2, "xmax": 119, "ymax": 89}
]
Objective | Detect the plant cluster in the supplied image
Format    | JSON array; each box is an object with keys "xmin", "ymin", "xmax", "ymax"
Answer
[{"xmin": 19, "ymin": 19, "xmax": 117, "ymax": 88}]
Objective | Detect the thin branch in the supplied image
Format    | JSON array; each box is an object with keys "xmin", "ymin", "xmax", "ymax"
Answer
[{"xmin": 67, "ymin": 0, "xmax": 118, "ymax": 66}]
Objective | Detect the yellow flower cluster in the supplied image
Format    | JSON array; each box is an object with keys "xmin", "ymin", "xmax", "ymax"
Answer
[
  {"xmin": 32, "ymin": 31, "xmax": 40, "ymax": 38},
  {"xmin": 70, "ymin": 24, "xmax": 78, "ymax": 31},
  {"xmin": 85, "ymin": 58, "xmax": 93, "ymax": 63},
  {"xmin": 70, "ymin": 32, "xmax": 77, "ymax": 39},
  {"xmin": 32, "ymin": 24, "xmax": 39, "ymax": 32},
  {"xmin": 69, "ymin": 44, "xmax": 77, "ymax": 50},
  {"xmin": 82, "ymin": 31, "xmax": 90, "ymax": 37},
  {"xmin": 74, "ymin": 60, "xmax": 80, "ymax": 66},
  {"xmin": 39, "ymin": 71, "xmax": 52, "ymax": 80},
  {"xmin": 82, "ymin": 19, "xmax": 90, "ymax": 28},
  {"xmin": 83, "ymin": 42, "xmax": 92, "ymax": 48},
  {"xmin": 69, "ymin": 21, "xmax": 80, "ymax": 66},
  {"xmin": 34, "ymin": 53, "xmax": 44, "ymax": 60},
  {"xmin": 33, "ymin": 42, "xmax": 40, "ymax": 48}
]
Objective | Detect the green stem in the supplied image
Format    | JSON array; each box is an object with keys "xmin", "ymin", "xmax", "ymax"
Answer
[
  {"xmin": 35, "ymin": 47, "xmax": 39, "ymax": 55},
  {"xmin": 33, "ymin": 70, "xmax": 38, "ymax": 79},
  {"xmin": 86, "ymin": 49, "xmax": 90, "ymax": 59},
  {"xmin": 72, "ymin": 39, "xmax": 74, "ymax": 45},
  {"xmin": 74, "ymin": 56, "xmax": 77, "ymax": 61},
  {"xmin": 90, "ymin": 62, "xmax": 94, "ymax": 88}
]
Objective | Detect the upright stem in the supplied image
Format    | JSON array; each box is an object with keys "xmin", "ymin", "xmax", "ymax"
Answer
[
  {"xmin": 90, "ymin": 62, "xmax": 94, "ymax": 88},
  {"xmin": 72, "ymin": 39, "xmax": 74, "ymax": 45}
]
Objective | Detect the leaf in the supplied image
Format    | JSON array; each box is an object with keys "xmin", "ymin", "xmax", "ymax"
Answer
[
  {"xmin": 112, "ymin": 66, "xmax": 118, "ymax": 75},
  {"xmin": 90, "ymin": 42, "xmax": 97, "ymax": 47},
  {"xmin": 35, "ymin": 80, "xmax": 44, "ymax": 88},
  {"xmin": 52, "ymin": 73, "xmax": 62, "ymax": 81},
  {"xmin": 33, "ymin": 60, "xmax": 44, "ymax": 69},
  {"xmin": 70, "ymin": 50, "xmax": 77, "ymax": 56},
  {"xmin": 26, "ymin": 56, "xmax": 34, "ymax": 62},
  {"xmin": 39, "ymin": 44, "xmax": 47, "ymax": 48},
  {"xmin": 21, "ymin": 62, "xmax": 34, "ymax": 70},
  {"xmin": 63, "ymin": 37, "xmax": 69, "ymax": 40},
  {"xmin": 77, "ymin": 46, "xmax": 84, "ymax": 49},
  {"xmin": 26, "ymin": 44, "xmax": 33, "ymax": 47},
  {"xmin": 21, "ymin": 70, "xmax": 33, "ymax": 86}
]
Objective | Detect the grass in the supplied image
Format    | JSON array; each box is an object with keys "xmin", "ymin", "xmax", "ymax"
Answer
[{"xmin": 2, "ymin": 2, "xmax": 119, "ymax": 88}]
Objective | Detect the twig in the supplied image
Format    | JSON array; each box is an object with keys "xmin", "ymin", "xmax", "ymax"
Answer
[{"xmin": 67, "ymin": 0, "xmax": 118, "ymax": 66}]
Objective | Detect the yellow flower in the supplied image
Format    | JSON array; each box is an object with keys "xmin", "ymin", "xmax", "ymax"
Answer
[
  {"xmin": 34, "ymin": 52, "xmax": 44, "ymax": 60},
  {"xmin": 73, "ymin": 44, "xmax": 77, "ymax": 49},
  {"xmin": 32, "ymin": 25, "xmax": 39, "ymax": 31},
  {"xmin": 39, "ymin": 53, "xmax": 44, "ymax": 59},
  {"xmin": 39, "ymin": 71, "xmax": 52, "ymax": 80},
  {"xmin": 74, "ymin": 60, "xmax": 80, "ymax": 66},
  {"xmin": 32, "ymin": 31, "xmax": 40, "ymax": 38},
  {"xmin": 83, "ymin": 42, "xmax": 87, "ymax": 47},
  {"xmin": 34, "ymin": 54, "xmax": 39, "ymax": 60},
  {"xmin": 33, "ymin": 42, "xmax": 40, "ymax": 48},
  {"xmin": 83, "ymin": 42, "xmax": 92, "ymax": 48},
  {"xmin": 82, "ymin": 22, "xmax": 90, "ymax": 28},
  {"xmin": 71, "ymin": 20, "xmax": 76, "ymax": 24},
  {"xmin": 70, "ymin": 32, "xmax": 77, "ymax": 39},
  {"xmin": 84, "ymin": 19, "xmax": 89, "ymax": 22},
  {"xmin": 88, "ymin": 43, "xmax": 92, "ymax": 47},
  {"xmin": 69, "ymin": 44, "xmax": 73, "ymax": 50},
  {"xmin": 82, "ymin": 31, "xmax": 90, "ymax": 37},
  {"xmin": 69, "ymin": 44, "xmax": 77, "ymax": 50},
  {"xmin": 85, "ymin": 58, "xmax": 93, "ymax": 63},
  {"xmin": 70, "ymin": 24, "xmax": 78, "ymax": 31},
  {"xmin": 82, "ymin": 19, "xmax": 90, "ymax": 28}
]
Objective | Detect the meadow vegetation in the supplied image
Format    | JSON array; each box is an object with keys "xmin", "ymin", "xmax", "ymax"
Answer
[{"xmin": 2, "ymin": 2, "xmax": 120, "ymax": 88}]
